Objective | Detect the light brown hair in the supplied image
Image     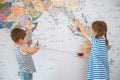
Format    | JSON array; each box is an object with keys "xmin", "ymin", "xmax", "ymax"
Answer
[
  {"xmin": 11, "ymin": 28, "xmax": 26, "ymax": 43},
  {"xmin": 92, "ymin": 21, "xmax": 109, "ymax": 46}
]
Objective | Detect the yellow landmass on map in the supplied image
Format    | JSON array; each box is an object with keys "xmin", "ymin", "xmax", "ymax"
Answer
[
  {"xmin": 51, "ymin": 0, "xmax": 80, "ymax": 11},
  {"xmin": 65, "ymin": 0, "xmax": 80, "ymax": 11},
  {"xmin": 51, "ymin": 0, "xmax": 65, "ymax": 8}
]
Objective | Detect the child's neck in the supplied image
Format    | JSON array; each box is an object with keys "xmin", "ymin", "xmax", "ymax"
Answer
[
  {"xmin": 14, "ymin": 42, "xmax": 23, "ymax": 46},
  {"xmin": 97, "ymin": 35, "xmax": 104, "ymax": 38}
]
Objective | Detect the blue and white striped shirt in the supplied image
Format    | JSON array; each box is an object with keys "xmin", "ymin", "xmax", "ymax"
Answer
[
  {"xmin": 86, "ymin": 36, "xmax": 110, "ymax": 80},
  {"xmin": 14, "ymin": 45, "xmax": 36, "ymax": 74}
]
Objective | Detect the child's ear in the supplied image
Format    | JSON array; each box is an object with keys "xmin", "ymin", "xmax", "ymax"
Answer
[{"xmin": 19, "ymin": 39, "xmax": 23, "ymax": 43}]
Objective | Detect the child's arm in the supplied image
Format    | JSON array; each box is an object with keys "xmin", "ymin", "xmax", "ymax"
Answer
[
  {"xmin": 74, "ymin": 19, "xmax": 90, "ymax": 40},
  {"xmin": 21, "ymin": 44, "xmax": 39, "ymax": 55}
]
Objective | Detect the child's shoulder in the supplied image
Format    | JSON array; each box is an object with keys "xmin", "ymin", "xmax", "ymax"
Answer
[
  {"xmin": 21, "ymin": 44, "xmax": 28, "ymax": 48},
  {"xmin": 90, "ymin": 36, "xmax": 96, "ymax": 41},
  {"xmin": 90, "ymin": 36, "xmax": 99, "ymax": 45}
]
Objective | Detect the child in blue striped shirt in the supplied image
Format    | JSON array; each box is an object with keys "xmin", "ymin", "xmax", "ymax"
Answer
[{"xmin": 75, "ymin": 19, "xmax": 110, "ymax": 80}]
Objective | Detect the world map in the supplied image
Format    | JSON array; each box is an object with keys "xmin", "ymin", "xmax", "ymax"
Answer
[{"xmin": 0, "ymin": 0, "xmax": 120, "ymax": 80}]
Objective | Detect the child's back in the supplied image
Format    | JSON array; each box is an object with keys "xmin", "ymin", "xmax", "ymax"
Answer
[{"xmin": 87, "ymin": 36, "xmax": 109, "ymax": 79}]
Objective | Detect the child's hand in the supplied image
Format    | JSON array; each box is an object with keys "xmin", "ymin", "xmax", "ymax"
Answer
[
  {"xmin": 35, "ymin": 44, "xmax": 39, "ymax": 50},
  {"xmin": 78, "ymin": 53, "xmax": 89, "ymax": 58},
  {"xmin": 35, "ymin": 40, "xmax": 39, "ymax": 46},
  {"xmin": 35, "ymin": 40, "xmax": 39, "ymax": 50},
  {"xmin": 74, "ymin": 19, "xmax": 82, "ymax": 26}
]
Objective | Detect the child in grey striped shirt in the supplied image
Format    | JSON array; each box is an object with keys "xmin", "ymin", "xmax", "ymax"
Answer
[{"xmin": 11, "ymin": 28, "xmax": 39, "ymax": 80}]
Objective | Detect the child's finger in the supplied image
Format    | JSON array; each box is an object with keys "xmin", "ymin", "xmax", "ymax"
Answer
[{"xmin": 74, "ymin": 19, "xmax": 79, "ymax": 24}]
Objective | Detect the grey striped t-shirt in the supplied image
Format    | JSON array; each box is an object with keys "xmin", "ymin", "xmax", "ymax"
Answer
[{"xmin": 14, "ymin": 45, "xmax": 36, "ymax": 74}]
